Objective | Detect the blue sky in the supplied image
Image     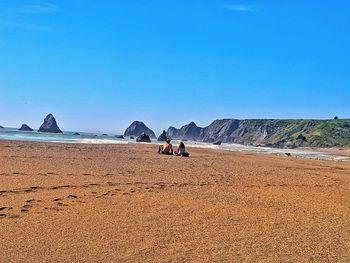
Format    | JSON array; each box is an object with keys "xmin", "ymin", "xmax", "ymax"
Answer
[{"xmin": 0, "ymin": 1, "xmax": 349, "ymax": 134}]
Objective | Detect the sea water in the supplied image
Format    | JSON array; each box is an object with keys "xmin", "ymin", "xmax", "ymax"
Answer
[{"xmin": 0, "ymin": 127, "xmax": 349, "ymax": 162}]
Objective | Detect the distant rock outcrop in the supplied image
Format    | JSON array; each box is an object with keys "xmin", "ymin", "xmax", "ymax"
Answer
[
  {"xmin": 124, "ymin": 121, "xmax": 156, "ymax": 138},
  {"xmin": 115, "ymin": 135, "xmax": 124, "ymax": 139},
  {"xmin": 0, "ymin": 125, "xmax": 3, "ymax": 128},
  {"xmin": 38, "ymin": 114, "xmax": 63, "ymax": 133},
  {"xmin": 73, "ymin": 132, "xmax": 80, "ymax": 135},
  {"xmin": 166, "ymin": 122, "xmax": 203, "ymax": 140},
  {"xmin": 18, "ymin": 124, "xmax": 33, "ymax": 131},
  {"xmin": 166, "ymin": 127, "xmax": 180, "ymax": 139},
  {"xmin": 157, "ymin": 130, "xmax": 169, "ymax": 142},
  {"xmin": 136, "ymin": 133, "xmax": 151, "ymax": 143}
]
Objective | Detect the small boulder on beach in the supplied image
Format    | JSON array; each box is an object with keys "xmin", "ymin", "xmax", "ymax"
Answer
[
  {"xmin": 213, "ymin": 141, "xmax": 222, "ymax": 146},
  {"xmin": 136, "ymin": 133, "xmax": 151, "ymax": 143}
]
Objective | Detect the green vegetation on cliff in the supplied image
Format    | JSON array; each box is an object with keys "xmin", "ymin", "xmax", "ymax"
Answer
[{"xmin": 195, "ymin": 119, "xmax": 350, "ymax": 148}]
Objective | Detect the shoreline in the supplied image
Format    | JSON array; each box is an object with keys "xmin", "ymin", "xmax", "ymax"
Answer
[{"xmin": 0, "ymin": 137, "xmax": 349, "ymax": 162}]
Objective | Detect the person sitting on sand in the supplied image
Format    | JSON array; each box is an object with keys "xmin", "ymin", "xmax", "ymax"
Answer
[
  {"xmin": 175, "ymin": 141, "xmax": 190, "ymax": 157},
  {"xmin": 158, "ymin": 139, "xmax": 174, "ymax": 155}
]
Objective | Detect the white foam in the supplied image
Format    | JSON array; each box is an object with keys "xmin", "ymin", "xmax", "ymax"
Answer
[{"xmin": 53, "ymin": 138, "xmax": 130, "ymax": 144}]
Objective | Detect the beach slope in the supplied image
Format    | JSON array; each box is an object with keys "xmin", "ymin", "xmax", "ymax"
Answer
[{"xmin": 0, "ymin": 141, "xmax": 349, "ymax": 262}]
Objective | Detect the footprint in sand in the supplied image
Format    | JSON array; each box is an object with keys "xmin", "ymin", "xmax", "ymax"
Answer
[
  {"xmin": 21, "ymin": 204, "xmax": 32, "ymax": 212},
  {"xmin": 0, "ymin": 207, "xmax": 13, "ymax": 211},
  {"xmin": 6, "ymin": 214, "xmax": 20, "ymax": 219}
]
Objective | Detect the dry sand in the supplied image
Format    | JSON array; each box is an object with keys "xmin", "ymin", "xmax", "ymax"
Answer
[{"xmin": 0, "ymin": 140, "xmax": 349, "ymax": 262}]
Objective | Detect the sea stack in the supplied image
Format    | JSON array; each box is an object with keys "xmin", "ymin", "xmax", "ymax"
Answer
[
  {"xmin": 0, "ymin": 125, "xmax": 3, "ymax": 128},
  {"xmin": 18, "ymin": 124, "xmax": 34, "ymax": 131},
  {"xmin": 124, "ymin": 121, "xmax": 156, "ymax": 138},
  {"xmin": 38, "ymin": 114, "xmax": 63, "ymax": 133}
]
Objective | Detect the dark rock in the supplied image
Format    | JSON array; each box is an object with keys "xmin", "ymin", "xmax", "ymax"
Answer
[
  {"xmin": 130, "ymin": 136, "xmax": 134, "ymax": 139},
  {"xmin": 73, "ymin": 132, "xmax": 80, "ymax": 136},
  {"xmin": 136, "ymin": 133, "xmax": 151, "ymax": 143},
  {"xmin": 157, "ymin": 130, "xmax": 169, "ymax": 142},
  {"xmin": 285, "ymin": 153, "xmax": 291, "ymax": 157},
  {"xmin": 0, "ymin": 125, "xmax": 3, "ymax": 128},
  {"xmin": 115, "ymin": 135, "xmax": 124, "ymax": 139},
  {"xmin": 102, "ymin": 134, "xmax": 108, "ymax": 136},
  {"xmin": 18, "ymin": 124, "xmax": 34, "ymax": 131},
  {"xmin": 38, "ymin": 114, "xmax": 62, "ymax": 133},
  {"xmin": 296, "ymin": 134, "xmax": 307, "ymax": 142},
  {"xmin": 213, "ymin": 141, "xmax": 222, "ymax": 146},
  {"xmin": 124, "ymin": 121, "xmax": 156, "ymax": 138}
]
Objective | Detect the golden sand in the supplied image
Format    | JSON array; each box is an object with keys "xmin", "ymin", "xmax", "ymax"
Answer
[{"xmin": 0, "ymin": 141, "xmax": 349, "ymax": 262}]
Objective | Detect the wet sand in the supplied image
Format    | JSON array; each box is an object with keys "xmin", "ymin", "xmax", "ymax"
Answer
[
  {"xmin": 0, "ymin": 140, "xmax": 349, "ymax": 262},
  {"xmin": 315, "ymin": 147, "xmax": 350, "ymax": 158}
]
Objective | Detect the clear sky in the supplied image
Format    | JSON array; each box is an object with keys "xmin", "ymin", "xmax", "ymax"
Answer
[{"xmin": 0, "ymin": 1, "xmax": 349, "ymax": 134}]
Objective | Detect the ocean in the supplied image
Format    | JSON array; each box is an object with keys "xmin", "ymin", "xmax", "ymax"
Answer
[{"xmin": 0, "ymin": 127, "xmax": 349, "ymax": 162}]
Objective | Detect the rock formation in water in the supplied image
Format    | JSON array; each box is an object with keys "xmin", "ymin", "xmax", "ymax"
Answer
[
  {"xmin": 18, "ymin": 124, "xmax": 34, "ymax": 131},
  {"xmin": 136, "ymin": 133, "xmax": 151, "ymax": 143},
  {"xmin": 166, "ymin": 122, "xmax": 203, "ymax": 140},
  {"xmin": 115, "ymin": 135, "xmax": 124, "ymax": 139},
  {"xmin": 38, "ymin": 114, "xmax": 63, "ymax": 133},
  {"xmin": 73, "ymin": 132, "xmax": 80, "ymax": 135},
  {"xmin": 157, "ymin": 130, "xmax": 169, "ymax": 141},
  {"xmin": 0, "ymin": 125, "xmax": 3, "ymax": 128},
  {"xmin": 124, "ymin": 121, "xmax": 156, "ymax": 138}
]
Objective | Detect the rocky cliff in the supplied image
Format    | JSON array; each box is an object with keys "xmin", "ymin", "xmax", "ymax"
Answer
[
  {"xmin": 124, "ymin": 121, "xmax": 156, "ymax": 138},
  {"xmin": 38, "ymin": 114, "xmax": 63, "ymax": 133},
  {"xmin": 167, "ymin": 119, "xmax": 350, "ymax": 148}
]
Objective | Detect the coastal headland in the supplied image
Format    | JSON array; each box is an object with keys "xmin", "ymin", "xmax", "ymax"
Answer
[{"xmin": 0, "ymin": 140, "xmax": 349, "ymax": 262}]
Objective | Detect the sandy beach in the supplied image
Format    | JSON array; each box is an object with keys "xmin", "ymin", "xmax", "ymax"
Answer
[{"xmin": 0, "ymin": 140, "xmax": 349, "ymax": 262}]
